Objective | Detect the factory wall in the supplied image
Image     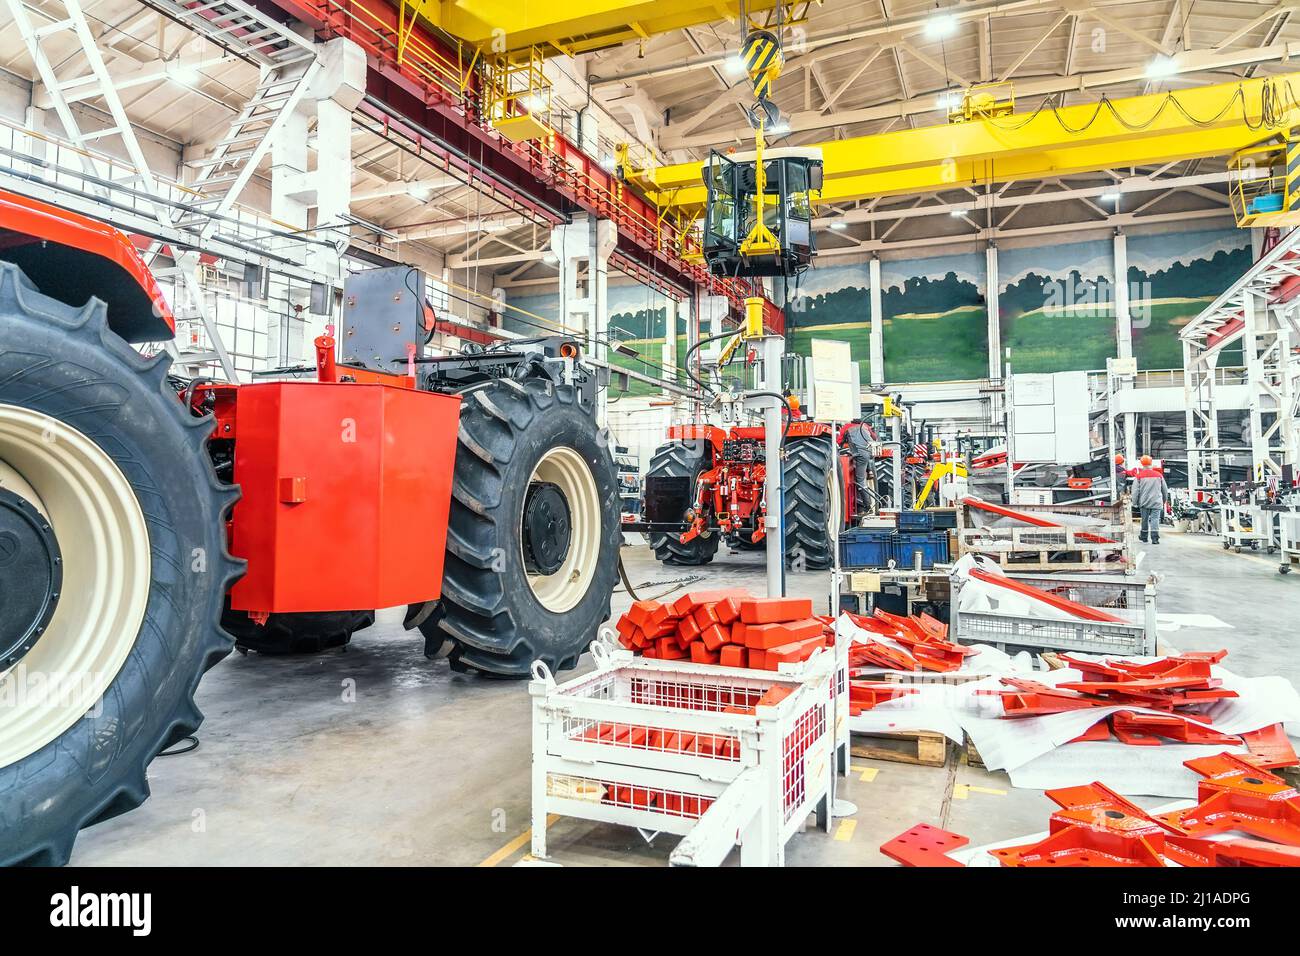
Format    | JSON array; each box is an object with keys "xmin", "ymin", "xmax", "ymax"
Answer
[{"xmin": 505, "ymin": 221, "xmax": 1253, "ymax": 389}]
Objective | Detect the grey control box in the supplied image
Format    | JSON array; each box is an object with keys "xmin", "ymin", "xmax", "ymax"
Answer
[{"xmin": 340, "ymin": 266, "xmax": 428, "ymax": 371}]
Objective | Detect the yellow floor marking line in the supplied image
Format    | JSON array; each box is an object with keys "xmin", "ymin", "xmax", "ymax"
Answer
[
  {"xmin": 834, "ymin": 819, "xmax": 858, "ymax": 841},
  {"xmin": 859, "ymin": 766, "xmax": 879, "ymax": 782},
  {"xmin": 952, "ymin": 783, "xmax": 1007, "ymax": 800},
  {"xmin": 479, "ymin": 813, "xmax": 560, "ymax": 867}
]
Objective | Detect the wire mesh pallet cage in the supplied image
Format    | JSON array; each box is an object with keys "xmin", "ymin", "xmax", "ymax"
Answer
[
  {"xmin": 951, "ymin": 571, "xmax": 1157, "ymax": 657},
  {"xmin": 528, "ymin": 639, "xmax": 845, "ymax": 866},
  {"xmin": 955, "ymin": 500, "xmax": 1136, "ymax": 573}
]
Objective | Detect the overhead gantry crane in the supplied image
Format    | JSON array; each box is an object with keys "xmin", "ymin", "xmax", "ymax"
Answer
[{"xmin": 623, "ymin": 74, "xmax": 1300, "ymax": 230}]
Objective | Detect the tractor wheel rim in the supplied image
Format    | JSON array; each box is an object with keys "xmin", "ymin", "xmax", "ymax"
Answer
[
  {"xmin": 825, "ymin": 456, "xmax": 841, "ymax": 546},
  {"xmin": 522, "ymin": 446, "xmax": 599, "ymax": 613},
  {"xmin": 0, "ymin": 404, "xmax": 150, "ymax": 769}
]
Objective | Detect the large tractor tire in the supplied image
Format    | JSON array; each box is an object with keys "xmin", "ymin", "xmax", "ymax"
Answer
[
  {"xmin": 783, "ymin": 434, "xmax": 842, "ymax": 571},
  {"xmin": 645, "ymin": 440, "xmax": 719, "ymax": 566},
  {"xmin": 222, "ymin": 608, "xmax": 375, "ymax": 655},
  {"xmin": 421, "ymin": 377, "xmax": 621, "ymax": 677},
  {"xmin": 0, "ymin": 263, "xmax": 238, "ymax": 865}
]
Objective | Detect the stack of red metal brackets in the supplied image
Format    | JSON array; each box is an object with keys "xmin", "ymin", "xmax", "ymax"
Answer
[
  {"xmin": 880, "ymin": 753, "xmax": 1300, "ymax": 867},
  {"xmin": 845, "ymin": 610, "xmax": 977, "ymax": 674},
  {"xmin": 988, "ymin": 650, "xmax": 1298, "ymax": 753}
]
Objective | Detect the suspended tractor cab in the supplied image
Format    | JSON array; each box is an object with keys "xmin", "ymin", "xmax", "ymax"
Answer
[
  {"xmin": 702, "ymin": 146, "xmax": 823, "ymax": 278},
  {"xmin": 1228, "ymin": 136, "xmax": 1300, "ymax": 227}
]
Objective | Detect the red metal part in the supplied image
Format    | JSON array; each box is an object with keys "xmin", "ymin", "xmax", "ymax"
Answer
[
  {"xmin": 227, "ymin": 381, "xmax": 460, "ymax": 615},
  {"xmin": 848, "ymin": 681, "xmax": 919, "ymax": 714},
  {"xmin": 1109, "ymin": 710, "xmax": 1240, "ymax": 746},
  {"xmin": 961, "ymin": 496, "xmax": 1118, "ymax": 544},
  {"xmin": 968, "ymin": 568, "xmax": 1127, "ymax": 623},
  {"xmin": 0, "ymin": 187, "xmax": 173, "ymax": 341},
  {"xmin": 879, "ymin": 824, "xmax": 969, "ymax": 867},
  {"xmin": 1240, "ymin": 723, "xmax": 1300, "ymax": 769},
  {"xmin": 993, "ymin": 783, "xmax": 1176, "ymax": 867},
  {"xmin": 1165, "ymin": 836, "xmax": 1300, "ymax": 867},
  {"xmin": 996, "ymin": 677, "xmax": 1112, "ymax": 716},
  {"xmin": 314, "ymin": 334, "xmax": 417, "ymax": 387},
  {"xmin": 1157, "ymin": 753, "xmax": 1300, "ymax": 844}
]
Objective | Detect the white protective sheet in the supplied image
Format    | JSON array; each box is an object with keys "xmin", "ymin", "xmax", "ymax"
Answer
[{"xmin": 839, "ymin": 613, "xmax": 1300, "ymax": 798}]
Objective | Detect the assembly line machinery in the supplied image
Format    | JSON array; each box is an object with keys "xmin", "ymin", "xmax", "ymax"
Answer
[{"xmin": 8, "ymin": 0, "xmax": 1300, "ymax": 870}]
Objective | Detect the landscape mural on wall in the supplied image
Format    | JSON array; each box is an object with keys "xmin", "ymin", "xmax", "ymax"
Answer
[
  {"xmin": 997, "ymin": 228, "xmax": 1251, "ymax": 374},
  {"xmin": 787, "ymin": 252, "xmax": 988, "ymax": 381},
  {"xmin": 505, "ymin": 285, "xmax": 678, "ymax": 397},
  {"xmin": 1126, "ymin": 229, "xmax": 1251, "ymax": 369},
  {"xmin": 998, "ymin": 238, "xmax": 1117, "ymax": 374},
  {"xmin": 504, "ymin": 225, "xmax": 1253, "ymax": 392}
]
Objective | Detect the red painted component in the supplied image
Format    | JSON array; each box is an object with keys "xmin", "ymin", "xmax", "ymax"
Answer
[
  {"xmin": 1240, "ymin": 723, "xmax": 1300, "ymax": 769},
  {"xmin": 996, "ymin": 677, "xmax": 1112, "ymax": 717},
  {"xmin": 1157, "ymin": 753, "xmax": 1300, "ymax": 845},
  {"xmin": 1109, "ymin": 710, "xmax": 1240, "ymax": 746},
  {"xmin": 848, "ymin": 681, "xmax": 919, "ymax": 714},
  {"xmin": 961, "ymin": 496, "xmax": 1117, "ymax": 545},
  {"xmin": 227, "ymin": 382, "xmax": 460, "ymax": 614},
  {"xmin": 993, "ymin": 783, "xmax": 1174, "ymax": 867},
  {"xmin": 666, "ymin": 423, "xmax": 728, "ymax": 451},
  {"xmin": 968, "ymin": 568, "xmax": 1127, "ymax": 623},
  {"xmin": 879, "ymin": 824, "xmax": 969, "ymax": 867},
  {"xmin": 314, "ymin": 334, "xmax": 416, "ymax": 387},
  {"xmin": 0, "ymin": 188, "xmax": 173, "ymax": 340}
]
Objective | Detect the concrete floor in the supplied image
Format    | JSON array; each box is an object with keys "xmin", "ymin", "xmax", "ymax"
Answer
[{"xmin": 69, "ymin": 528, "xmax": 1300, "ymax": 866}]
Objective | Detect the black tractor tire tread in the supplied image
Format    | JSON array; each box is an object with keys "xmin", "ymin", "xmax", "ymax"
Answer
[
  {"xmin": 223, "ymin": 609, "xmax": 375, "ymax": 655},
  {"xmin": 645, "ymin": 441, "xmax": 719, "ymax": 566},
  {"xmin": 783, "ymin": 434, "xmax": 837, "ymax": 570},
  {"xmin": 0, "ymin": 262, "xmax": 240, "ymax": 866},
  {"xmin": 431, "ymin": 378, "xmax": 621, "ymax": 677}
]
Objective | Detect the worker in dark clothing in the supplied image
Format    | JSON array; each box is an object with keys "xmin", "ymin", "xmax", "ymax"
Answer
[
  {"xmin": 839, "ymin": 419, "xmax": 877, "ymax": 518},
  {"xmin": 1130, "ymin": 454, "xmax": 1169, "ymax": 544},
  {"xmin": 1114, "ymin": 453, "xmax": 1128, "ymax": 495}
]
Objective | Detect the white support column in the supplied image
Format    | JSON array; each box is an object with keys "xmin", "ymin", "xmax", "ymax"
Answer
[
  {"xmin": 985, "ymin": 243, "xmax": 1002, "ymax": 383},
  {"xmin": 662, "ymin": 297, "xmax": 678, "ymax": 398},
  {"xmin": 868, "ymin": 257, "xmax": 884, "ymax": 386},
  {"xmin": 1113, "ymin": 230, "xmax": 1138, "ymax": 460},
  {"xmin": 551, "ymin": 216, "xmax": 617, "ymax": 422}
]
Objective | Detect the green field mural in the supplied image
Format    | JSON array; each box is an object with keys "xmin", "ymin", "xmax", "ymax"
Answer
[{"xmin": 504, "ymin": 225, "xmax": 1252, "ymax": 391}]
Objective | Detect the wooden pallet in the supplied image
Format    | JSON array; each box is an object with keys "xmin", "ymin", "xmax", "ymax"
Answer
[
  {"xmin": 851, "ymin": 729, "xmax": 948, "ymax": 767},
  {"xmin": 964, "ymin": 735, "xmax": 986, "ymax": 770},
  {"xmin": 980, "ymin": 550, "xmax": 1128, "ymax": 573}
]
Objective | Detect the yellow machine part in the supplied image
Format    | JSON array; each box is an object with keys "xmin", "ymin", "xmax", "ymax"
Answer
[
  {"xmin": 914, "ymin": 460, "xmax": 968, "ymax": 510},
  {"xmin": 403, "ymin": 0, "xmax": 783, "ymax": 55},
  {"xmin": 641, "ymin": 74, "xmax": 1300, "ymax": 212}
]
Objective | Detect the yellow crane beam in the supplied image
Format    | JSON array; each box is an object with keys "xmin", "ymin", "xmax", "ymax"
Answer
[
  {"xmin": 635, "ymin": 74, "xmax": 1300, "ymax": 213},
  {"xmin": 403, "ymin": 0, "xmax": 787, "ymax": 55}
]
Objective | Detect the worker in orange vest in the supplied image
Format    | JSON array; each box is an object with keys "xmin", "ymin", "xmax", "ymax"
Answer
[{"xmin": 1129, "ymin": 454, "xmax": 1169, "ymax": 544}]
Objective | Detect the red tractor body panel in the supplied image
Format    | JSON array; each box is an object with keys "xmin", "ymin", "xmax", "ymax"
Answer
[
  {"xmin": 0, "ymin": 188, "xmax": 174, "ymax": 342},
  {"xmin": 228, "ymin": 381, "xmax": 460, "ymax": 614}
]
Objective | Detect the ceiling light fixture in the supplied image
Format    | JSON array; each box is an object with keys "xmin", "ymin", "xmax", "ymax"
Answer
[
  {"xmin": 924, "ymin": 13, "xmax": 958, "ymax": 39},
  {"xmin": 1145, "ymin": 55, "xmax": 1178, "ymax": 79}
]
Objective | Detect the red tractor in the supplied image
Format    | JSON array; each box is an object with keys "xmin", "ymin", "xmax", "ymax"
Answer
[
  {"xmin": 0, "ymin": 190, "xmax": 622, "ymax": 865},
  {"xmin": 636, "ymin": 421, "xmax": 849, "ymax": 569}
]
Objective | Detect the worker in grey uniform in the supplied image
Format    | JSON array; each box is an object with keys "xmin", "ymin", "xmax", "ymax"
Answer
[{"xmin": 1130, "ymin": 454, "xmax": 1169, "ymax": 544}]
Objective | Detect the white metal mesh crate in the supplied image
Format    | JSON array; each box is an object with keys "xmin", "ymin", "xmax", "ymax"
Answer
[
  {"xmin": 529, "ymin": 642, "xmax": 838, "ymax": 866},
  {"xmin": 955, "ymin": 499, "xmax": 1136, "ymax": 572},
  {"xmin": 951, "ymin": 571, "xmax": 1157, "ymax": 657}
]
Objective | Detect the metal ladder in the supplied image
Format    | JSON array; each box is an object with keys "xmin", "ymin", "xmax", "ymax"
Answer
[{"xmin": 4, "ymin": 0, "xmax": 253, "ymax": 382}]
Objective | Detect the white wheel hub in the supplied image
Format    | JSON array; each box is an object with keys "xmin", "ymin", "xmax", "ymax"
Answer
[
  {"xmin": 522, "ymin": 446, "xmax": 600, "ymax": 614},
  {"xmin": 0, "ymin": 403, "xmax": 150, "ymax": 768}
]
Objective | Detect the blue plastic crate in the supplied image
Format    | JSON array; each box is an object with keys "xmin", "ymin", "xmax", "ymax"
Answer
[
  {"xmin": 897, "ymin": 509, "xmax": 936, "ymax": 531},
  {"xmin": 839, "ymin": 528, "xmax": 895, "ymax": 568},
  {"xmin": 891, "ymin": 531, "xmax": 949, "ymax": 569}
]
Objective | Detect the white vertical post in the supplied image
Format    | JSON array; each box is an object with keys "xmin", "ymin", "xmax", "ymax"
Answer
[
  {"xmin": 985, "ymin": 243, "xmax": 1002, "ymax": 382},
  {"xmin": 1113, "ymin": 231, "xmax": 1138, "ymax": 460},
  {"xmin": 663, "ymin": 297, "xmax": 678, "ymax": 398},
  {"xmin": 762, "ymin": 334, "xmax": 786, "ymax": 598},
  {"xmin": 869, "ymin": 257, "xmax": 884, "ymax": 386}
]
